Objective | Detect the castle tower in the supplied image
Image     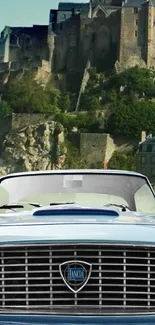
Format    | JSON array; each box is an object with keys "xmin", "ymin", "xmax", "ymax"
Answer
[
  {"xmin": 146, "ymin": 0, "xmax": 154, "ymax": 68},
  {"xmin": 117, "ymin": 1, "xmax": 149, "ymax": 70},
  {"xmin": 88, "ymin": 0, "xmax": 92, "ymax": 18}
]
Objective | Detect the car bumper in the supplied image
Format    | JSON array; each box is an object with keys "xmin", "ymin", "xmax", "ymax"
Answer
[{"xmin": 1, "ymin": 315, "xmax": 155, "ymax": 325}]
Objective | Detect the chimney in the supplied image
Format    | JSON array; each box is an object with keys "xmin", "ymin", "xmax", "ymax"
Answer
[
  {"xmin": 72, "ymin": 8, "xmax": 75, "ymax": 16},
  {"xmin": 141, "ymin": 131, "xmax": 147, "ymax": 143},
  {"xmin": 147, "ymin": 134, "xmax": 153, "ymax": 139}
]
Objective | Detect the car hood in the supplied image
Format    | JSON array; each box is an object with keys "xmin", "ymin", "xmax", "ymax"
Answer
[
  {"xmin": 0, "ymin": 204, "xmax": 154, "ymax": 245},
  {"xmin": 0, "ymin": 203, "xmax": 155, "ymax": 225}
]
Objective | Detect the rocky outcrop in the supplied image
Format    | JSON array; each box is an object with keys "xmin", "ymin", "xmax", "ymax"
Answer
[{"xmin": 0, "ymin": 121, "xmax": 67, "ymax": 176}]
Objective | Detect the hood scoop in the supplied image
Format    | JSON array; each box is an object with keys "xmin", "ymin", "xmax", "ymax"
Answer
[{"xmin": 33, "ymin": 205, "xmax": 119, "ymax": 217}]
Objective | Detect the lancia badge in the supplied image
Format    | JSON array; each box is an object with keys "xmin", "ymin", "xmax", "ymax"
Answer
[{"xmin": 59, "ymin": 260, "xmax": 92, "ymax": 293}]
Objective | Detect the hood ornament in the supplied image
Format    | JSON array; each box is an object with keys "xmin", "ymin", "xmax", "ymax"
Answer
[{"xmin": 59, "ymin": 260, "xmax": 92, "ymax": 293}]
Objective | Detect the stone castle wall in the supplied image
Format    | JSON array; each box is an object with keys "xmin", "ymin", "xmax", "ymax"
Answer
[
  {"xmin": 80, "ymin": 133, "xmax": 138, "ymax": 167},
  {"xmin": 80, "ymin": 133, "xmax": 107, "ymax": 167},
  {"xmin": 1, "ymin": 3, "xmax": 155, "ymax": 90},
  {"xmin": 11, "ymin": 113, "xmax": 54, "ymax": 130},
  {"xmin": 51, "ymin": 3, "xmax": 155, "ymax": 77},
  {"xmin": 0, "ymin": 114, "xmax": 137, "ymax": 169},
  {"xmin": 54, "ymin": 15, "xmax": 80, "ymax": 73}
]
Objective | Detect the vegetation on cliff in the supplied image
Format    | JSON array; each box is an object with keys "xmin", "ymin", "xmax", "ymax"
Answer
[
  {"xmin": 1, "ymin": 66, "xmax": 155, "ymax": 139},
  {"xmin": 2, "ymin": 74, "xmax": 66, "ymax": 114},
  {"xmin": 80, "ymin": 66, "xmax": 155, "ymax": 137},
  {"xmin": 1, "ymin": 73, "xmax": 103, "ymax": 133},
  {"xmin": 1, "ymin": 66, "xmax": 155, "ymax": 171},
  {"xmin": 63, "ymin": 141, "xmax": 87, "ymax": 169},
  {"xmin": 108, "ymin": 152, "xmax": 136, "ymax": 171},
  {"xmin": 0, "ymin": 100, "xmax": 12, "ymax": 117}
]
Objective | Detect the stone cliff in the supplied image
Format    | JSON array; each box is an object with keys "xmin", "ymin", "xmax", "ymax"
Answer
[
  {"xmin": 0, "ymin": 113, "xmax": 137, "ymax": 175},
  {"xmin": 0, "ymin": 121, "xmax": 67, "ymax": 176}
]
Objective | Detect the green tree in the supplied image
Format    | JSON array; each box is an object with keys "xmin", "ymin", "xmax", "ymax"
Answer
[
  {"xmin": 3, "ymin": 74, "xmax": 61, "ymax": 114},
  {"xmin": 58, "ymin": 92, "xmax": 71, "ymax": 112},
  {"xmin": 0, "ymin": 100, "xmax": 12, "ymax": 117},
  {"xmin": 79, "ymin": 94, "xmax": 101, "ymax": 111},
  {"xmin": 106, "ymin": 66, "xmax": 155, "ymax": 99},
  {"xmin": 81, "ymin": 66, "xmax": 155, "ymax": 114},
  {"xmin": 64, "ymin": 141, "xmax": 88, "ymax": 169},
  {"xmin": 55, "ymin": 113, "xmax": 77, "ymax": 133},
  {"xmin": 76, "ymin": 112, "xmax": 102, "ymax": 132},
  {"xmin": 106, "ymin": 100, "xmax": 155, "ymax": 137}
]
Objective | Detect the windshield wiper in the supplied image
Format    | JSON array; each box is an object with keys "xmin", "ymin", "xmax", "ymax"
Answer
[
  {"xmin": 22, "ymin": 202, "xmax": 42, "ymax": 208},
  {"xmin": 0, "ymin": 202, "xmax": 42, "ymax": 211},
  {"xmin": 104, "ymin": 203, "xmax": 131, "ymax": 212},
  {"xmin": 0, "ymin": 202, "xmax": 74, "ymax": 211},
  {"xmin": 0, "ymin": 204, "xmax": 24, "ymax": 211},
  {"xmin": 50, "ymin": 202, "xmax": 75, "ymax": 206}
]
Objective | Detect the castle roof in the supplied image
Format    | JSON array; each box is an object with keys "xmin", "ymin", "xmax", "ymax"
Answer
[
  {"xmin": 58, "ymin": 2, "xmax": 88, "ymax": 10},
  {"xmin": 10, "ymin": 25, "xmax": 48, "ymax": 33},
  {"xmin": 92, "ymin": 0, "xmax": 122, "ymax": 6},
  {"xmin": 148, "ymin": 0, "xmax": 155, "ymax": 7},
  {"xmin": 10, "ymin": 25, "xmax": 48, "ymax": 40},
  {"xmin": 58, "ymin": 2, "xmax": 90, "ymax": 17},
  {"xmin": 111, "ymin": 0, "xmax": 122, "ymax": 4},
  {"xmin": 123, "ymin": 0, "xmax": 146, "ymax": 7},
  {"xmin": 57, "ymin": 0, "xmax": 122, "ymax": 16},
  {"xmin": 138, "ymin": 136, "xmax": 155, "ymax": 153}
]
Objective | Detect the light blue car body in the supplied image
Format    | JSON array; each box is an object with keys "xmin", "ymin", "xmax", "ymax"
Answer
[{"xmin": 0, "ymin": 169, "xmax": 155, "ymax": 324}]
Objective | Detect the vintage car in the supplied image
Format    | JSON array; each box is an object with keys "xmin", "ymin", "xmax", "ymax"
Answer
[{"xmin": 0, "ymin": 169, "xmax": 155, "ymax": 324}]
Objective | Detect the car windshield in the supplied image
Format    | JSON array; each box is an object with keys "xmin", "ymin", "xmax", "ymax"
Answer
[{"xmin": 0, "ymin": 171, "xmax": 154, "ymax": 213}]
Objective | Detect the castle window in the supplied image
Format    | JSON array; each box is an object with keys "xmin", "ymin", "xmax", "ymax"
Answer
[
  {"xmin": 142, "ymin": 144, "xmax": 147, "ymax": 152},
  {"xmin": 147, "ymin": 144, "xmax": 153, "ymax": 152},
  {"xmin": 135, "ymin": 30, "xmax": 138, "ymax": 37},
  {"xmin": 136, "ymin": 19, "xmax": 138, "ymax": 25},
  {"xmin": 60, "ymin": 23, "xmax": 63, "ymax": 30},
  {"xmin": 25, "ymin": 37, "xmax": 31, "ymax": 46},
  {"xmin": 92, "ymin": 32, "xmax": 96, "ymax": 42},
  {"xmin": 133, "ymin": 8, "xmax": 138, "ymax": 14},
  {"xmin": 141, "ymin": 157, "xmax": 146, "ymax": 164}
]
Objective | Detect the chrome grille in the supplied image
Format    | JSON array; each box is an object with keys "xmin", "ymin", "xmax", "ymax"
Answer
[{"xmin": 0, "ymin": 243, "xmax": 155, "ymax": 314}]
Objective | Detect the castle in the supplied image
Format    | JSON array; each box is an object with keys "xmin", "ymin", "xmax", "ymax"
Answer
[{"xmin": 0, "ymin": 0, "xmax": 155, "ymax": 91}]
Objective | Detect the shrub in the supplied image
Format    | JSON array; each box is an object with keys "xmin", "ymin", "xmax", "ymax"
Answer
[
  {"xmin": 0, "ymin": 100, "xmax": 12, "ymax": 117},
  {"xmin": 108, "ymin": 152, "xmax": 136, "ymax": 171},
  {"xmin": 3, "ymin": 74, "xmax": 61, "ymax": 114}
]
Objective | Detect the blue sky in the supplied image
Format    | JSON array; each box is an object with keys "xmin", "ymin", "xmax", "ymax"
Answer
[{"xmin": 0, "ymin": 0, "xmax": 88, "ymax": 32}]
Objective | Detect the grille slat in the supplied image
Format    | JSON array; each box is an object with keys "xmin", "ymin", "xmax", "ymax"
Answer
[
  {"xmin": 0, "ymin": 269, "xmax": 154, "ymax": 274},
  {"xmin": 123, "ymin": 251, "xmax": 126, "ymax": 307},
  {"xmin": 148, "ymin": 252, "xmax": 151, "ymax": 308},
  {"xmin": 0, "ymin": 290, "xmax": 153, "ymax": 295},
  {"xmin": 0, "ymin": 243, "xmax": 154, "ymax": 314},
  {"xmin": 1, "ymin": 263, "xmax": 154, "ymax": 267},
  {"xmin": 0, "ymin": 276, "xmax": 152, "ymax": 280},
  {"xmin": 1, "ymin": 252, "xmax": 5, "ymax": 307},
  {"xmin": 99, "ymin": 250, "xmax": 102, "ymax": 306},
  {"xmin": 2, "ymin": 304, "xmax": 153, "ymax": 309}
]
